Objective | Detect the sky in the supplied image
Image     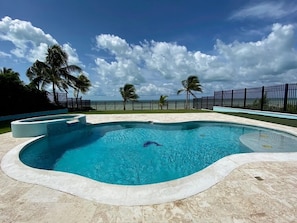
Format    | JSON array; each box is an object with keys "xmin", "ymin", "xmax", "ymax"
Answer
[{"xmin": 1, "ymin": 0, "xmax": 297, "ymax": 101}]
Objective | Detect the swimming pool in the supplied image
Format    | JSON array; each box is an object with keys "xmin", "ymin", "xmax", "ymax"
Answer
[
  {"xmin": 19, "ymin": 121, "xmax": 297, "ymax": 186},
  {"xmin": 2, "ymin": 113, "xmax": 297, "ymax": 205}
]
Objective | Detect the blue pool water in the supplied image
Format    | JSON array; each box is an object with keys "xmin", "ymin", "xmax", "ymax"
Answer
[{"xmin": 20, "ymin": 121, "xmax": 297, "ymax": 185}]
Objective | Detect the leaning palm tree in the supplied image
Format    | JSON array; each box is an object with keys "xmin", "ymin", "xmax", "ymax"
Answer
[
  {"xmin": 119, "ymin": 83, "xmax": 139, "ymax": 110},
  {"xmin": 73, "ymin": 73, "xmax": 91, "ymax": 108},
  {"xmin": 26, "ymin": 60, "xmax": 51, "ymax": 90},
  {"xmin": 159, "ymin": 95, "xmax": 168, "ymax": 110},
  {"xmin": 177, "ymin": 75, "xmax": 202, "ymax": 109},
  {"xmin": 27, "ymin": 44, "xmax": 82, "ymax": 105}
]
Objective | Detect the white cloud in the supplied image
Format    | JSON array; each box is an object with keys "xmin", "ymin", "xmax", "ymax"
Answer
[
  {"xmin": 62, "ymin": 43, "xmax": 85, "ymax": 68},
  {"xmin": 138, "ymin": 83, "xmax": 175, "ymax": 97},
  {"xmin": 0, "ymin": 51, "xmax": 11, "ymax": 58},
  {"xmin": 95, "ymin": 34, "xmax": 216, "ymax": 95},
  {"xmin": 0, "ymin": 16, "xmax": 83, "ymax": 66},
  {"xmin": 229, "ymin": 1, "xmax": 297, "ymax": 20},
  {"xmin": 93, "ymin": 23, "xmax": 297, "ymax": 98},
  {"xmin": 0, "ymin": 16, "xmax": 57, "ymax": 60},
  {"xmin": 215, "ymin": 24, "xmax": 297, "ymax": 80},
  {"xmin": 27, "ymin": 42, "xmax": 48, "ymax": 62},
  {"xmin": 96, "ymin": 34, "xmax": 132, "ymax": 59}
]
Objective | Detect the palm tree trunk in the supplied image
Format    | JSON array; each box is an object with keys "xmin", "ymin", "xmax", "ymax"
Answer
[
  {"xmin": 186, "ymin": 91, "xmax": 189, "ymax": 109},
  {"xmin": 52, "ymin": 83, "xmax": 58, "ymax": 105}
]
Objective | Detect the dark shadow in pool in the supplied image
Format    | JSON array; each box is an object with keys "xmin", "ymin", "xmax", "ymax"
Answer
[{"xmin": 143, "ymin": 141, "xmax": 163, "ymax": 147}]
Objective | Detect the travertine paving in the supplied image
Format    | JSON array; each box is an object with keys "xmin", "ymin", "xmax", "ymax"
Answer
[{"xmin": 1, "ymin": 113, "xmax": 297, "ymax": 222}]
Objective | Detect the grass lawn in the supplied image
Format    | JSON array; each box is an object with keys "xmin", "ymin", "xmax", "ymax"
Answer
[
  {"xmin": 0, "ymin": 120, "xmax": 12, "ymax": 134},
  {"xmin": 224, "ymin": 112, "xmax": 297, "ymax": 128},
  {"xmin": 79, "ymin": 109, "xmax": 210, "ymax": 114},
  {"xmin": 0, "ymin": 110, "xmax": 208, "ymax": 134},
  {"xmin": 1, "ymin": 110, "xmax": 297, "ymax": 134}
]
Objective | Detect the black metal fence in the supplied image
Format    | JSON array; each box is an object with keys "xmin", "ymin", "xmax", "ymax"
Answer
[
  {"xmin": 47, "ymin": 92, "xmax": 91, "ymax": 110},
  {"xmin": 193, "ymin": 83, "xmax": 297, "ymax": 113},
  {"xmin": 61, "ymin": 98, "xmax": 91, "ymax": 110},
  {"xmin": 90, "ymin": 100, "xmax": 188, "ymax": 111}
]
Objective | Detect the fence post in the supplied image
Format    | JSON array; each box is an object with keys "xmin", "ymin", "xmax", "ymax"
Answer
[
  {"xmin": 231, "ymin": 90, "xmax": 234, "ymax": 107},
  {"xmin": 261, "ymin": 86, "xmax": 265, "ymax": 111},
  {"xmin": 65, "ymin": 93, "xmax": 68, "ymax": 108},
  {"xmin": 206, "ymin": 97, "xmax": 209, "ymax": 109},
  {"xmin": 221, "ymin": 91, "xmax": 223, "ymax": 106},
  {"xmin": 284, "ymin": 83, "xmax": 289, "ymax": 112},
  {"xmin": 244, "ymin": 88, "xmax": 247, "ymax": 108}
]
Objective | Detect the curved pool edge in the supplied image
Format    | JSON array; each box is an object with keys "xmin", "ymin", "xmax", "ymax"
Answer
[{"xmin": 2, "ymin": 136, "xmax": 297, "ymax": 206}]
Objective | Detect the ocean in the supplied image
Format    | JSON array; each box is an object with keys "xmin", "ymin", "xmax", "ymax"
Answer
[{"xmin": 90, "ymin": 100, "xmax": 190, "ymax": 111}]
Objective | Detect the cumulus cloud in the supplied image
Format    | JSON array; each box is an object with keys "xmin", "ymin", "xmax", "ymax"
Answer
[
  {"xmin": 0, "ymin": 16, "xmax": 83, "ymax": 65},
  {"xmin": 215, "ymin": 24, "xmax": 297, "ymax": 79},
  {"xmin": 95, "ymin": 34, "xmax": 218, "ymax": 96},
  {"xmin": 229, "ymin": 1, "xmax": 297, "ymax": 20},
  {"xmin": 62, "ymin": 43, "xmax": 84, "ymax": 68},
  {"xmin": 0, "ymin": 16, "xmax": 56, "ymax": 61},
  {"xmin": 138, "ymin": 83, "xmax": 175, "ymax": 97},
  {"xmin": 93, "ymin": 23, "xmax": 297, "ymax": 97}
]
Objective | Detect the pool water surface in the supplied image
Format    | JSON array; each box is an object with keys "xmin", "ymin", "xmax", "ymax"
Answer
[{"xmin": 20, "ymin": 121, "xmax": 297, "ymax": 185}]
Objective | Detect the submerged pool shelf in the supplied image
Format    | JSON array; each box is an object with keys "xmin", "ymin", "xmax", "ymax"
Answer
[{"xmin": 11, "ymin": 114, "xmax": 86, "ymax": 137}]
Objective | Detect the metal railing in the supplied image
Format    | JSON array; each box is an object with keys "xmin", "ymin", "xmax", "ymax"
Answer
[
  {"xmin": 193, "ymin": 83, "xmax": 297, "ymax": 113},
  {"xmin": 90, "ymin": 100, "xmax": 188, "ymax": 111},
  {"xmin": 47, "ymin": 92, "xmax": 189, "ymax": 111},
  {"xmin": 47, "ymin": 92, "xmax": 91, "ymax": 110}
]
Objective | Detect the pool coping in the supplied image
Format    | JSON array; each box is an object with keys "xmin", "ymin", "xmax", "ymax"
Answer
[{"xmin": 2, "ymin": 113, "xmax": 297, "ymax": 206}]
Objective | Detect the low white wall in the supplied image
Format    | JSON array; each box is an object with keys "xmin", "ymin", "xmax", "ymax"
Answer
[{"xmin": 213, "ymin": 106, "xmax": 297, "ymax": 120}]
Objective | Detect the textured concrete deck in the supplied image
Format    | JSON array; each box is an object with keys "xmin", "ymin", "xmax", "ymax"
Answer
[{"xmin": 1, "ymin": 113, "xmax": 297, "ymax": 222}]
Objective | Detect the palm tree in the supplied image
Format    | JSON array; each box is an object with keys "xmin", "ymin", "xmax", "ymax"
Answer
[
  {"xmin": 159, "ymin": 95, "xmax": 168, "ymax": 110},
  {"xmin": 0, "ymin": 67, "xmax": 22, "ymax": 85},
  {"xmin": 119, "ymin": 83, "xmax": 139, "ymax": 110},
  {"xmin": 73, "ymin": 73, "xmax": 91, "ymax": 108},
  {"xmin": 177, "ymin": 75, "xmax": 202, "ymax": 109},
  {"xmin": 26, "ymin": 60, "xmax": 51, "ymax": 90},
  {"xmin": 26, "ymin": 44, "xmax": 82, "ymax": 105}
]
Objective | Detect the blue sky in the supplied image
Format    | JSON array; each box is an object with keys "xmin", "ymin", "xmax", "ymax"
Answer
[{"xmin": 1, "ymin": 0, "xmax": 297, "ymax": 100}]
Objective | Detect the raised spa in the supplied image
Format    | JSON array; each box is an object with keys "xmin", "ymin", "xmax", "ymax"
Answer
[{"xmin": 11, "ymin": 114, "xmax": 86, "ymax": 137}]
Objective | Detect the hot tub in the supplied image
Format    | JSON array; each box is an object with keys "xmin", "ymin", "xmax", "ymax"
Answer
[{"xmin": 11, "ymin": 114, "xmax": 86, "ymax": 138}]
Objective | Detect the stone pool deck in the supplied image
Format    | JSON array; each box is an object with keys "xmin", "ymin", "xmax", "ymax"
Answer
[{"xmin": 1, "ymin": 113, "xmax": 297, "ymax": 222}]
